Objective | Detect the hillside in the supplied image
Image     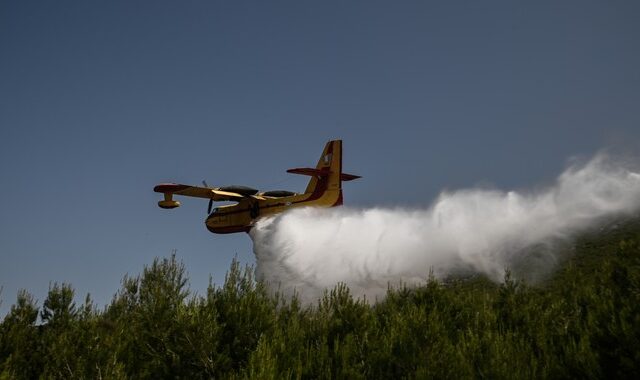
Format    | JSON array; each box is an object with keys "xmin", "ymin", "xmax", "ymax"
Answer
[{"xmin": 1, "ymin": 218, "xmax": 639, "ymax": 379}]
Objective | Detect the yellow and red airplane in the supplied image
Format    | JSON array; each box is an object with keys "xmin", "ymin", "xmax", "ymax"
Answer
[{"xmin": 154, "ymin": 140, "xmax": 360, "ymax": 234}]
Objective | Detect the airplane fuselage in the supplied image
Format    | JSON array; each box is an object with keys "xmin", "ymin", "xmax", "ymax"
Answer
[{"xmin": 205, "ymin": 188, "xmax": 342, "ymax": 233}]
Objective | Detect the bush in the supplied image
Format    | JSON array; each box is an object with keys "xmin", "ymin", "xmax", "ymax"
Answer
[{"xmin": 1, "ymin": 219, "xmax": 639, "ymax": 378}]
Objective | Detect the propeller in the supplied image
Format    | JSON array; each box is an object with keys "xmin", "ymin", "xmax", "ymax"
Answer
[{"xmin": 203, "ymin": 180, "xmax": 213, "ymax": 214}]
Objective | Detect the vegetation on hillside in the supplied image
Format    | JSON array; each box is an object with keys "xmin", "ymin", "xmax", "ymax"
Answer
[{"xmin": 1, "ymin": 219, "xmax": 639, "ymax": 379}]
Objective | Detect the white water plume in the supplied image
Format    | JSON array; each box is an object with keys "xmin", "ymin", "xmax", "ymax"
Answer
[{"xmin": 250, "ymin": 153, "xmax": 640, "ymax": 303}]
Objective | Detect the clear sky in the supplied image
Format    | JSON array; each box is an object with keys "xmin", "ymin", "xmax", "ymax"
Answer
[{"xmin": 1, "ymin": 1, "xmax": 639, "ymax": 316}]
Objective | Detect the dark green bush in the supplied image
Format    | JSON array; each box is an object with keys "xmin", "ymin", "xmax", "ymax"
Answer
[{"xmin": 1, "ymin": 219, "xmax": 639, "ymax": 379}]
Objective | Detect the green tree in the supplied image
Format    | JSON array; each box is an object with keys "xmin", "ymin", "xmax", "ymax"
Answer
[{"xmin": 0, "ymin": 290, "xmax": 41, "ymax": 379}]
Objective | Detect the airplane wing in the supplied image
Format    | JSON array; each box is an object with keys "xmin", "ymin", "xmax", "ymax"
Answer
[
  {"xmin": 211, "ymin": 189, "xmax": 248, "ymax": 201},
  {"xmin": 154, "ymin": 183, "xmax": 245, "ymax": 201}
]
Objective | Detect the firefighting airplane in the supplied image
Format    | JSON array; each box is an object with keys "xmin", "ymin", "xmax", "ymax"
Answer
[{"xmin": 154, "ymin": 140, "xmax": 360, "ymax": 234}]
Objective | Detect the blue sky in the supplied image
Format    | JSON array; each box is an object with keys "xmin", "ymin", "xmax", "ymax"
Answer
[{"xmin": 1, "ymin": 1, "xmax": 639, "ymax": 316}]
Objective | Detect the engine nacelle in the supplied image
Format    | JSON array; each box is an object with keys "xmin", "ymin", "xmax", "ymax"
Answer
[{"xmin": 158, "ymin": 200, "xmax": 180, "ymax": 209}]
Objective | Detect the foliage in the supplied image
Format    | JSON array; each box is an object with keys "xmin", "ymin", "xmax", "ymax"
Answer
[{"xmin": 1, "ymin": 220, "xmax": 640, "ymax": 379}]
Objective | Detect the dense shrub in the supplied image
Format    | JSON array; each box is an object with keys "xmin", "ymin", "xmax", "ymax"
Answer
[{"xmin": 1, "ymin": 219, "xmax": 639, "ymax": 379}]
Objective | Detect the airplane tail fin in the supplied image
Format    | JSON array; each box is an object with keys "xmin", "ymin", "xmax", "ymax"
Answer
[{"xmin": 286, "ymin": 140, "xmax": 360, "ymax": 202}]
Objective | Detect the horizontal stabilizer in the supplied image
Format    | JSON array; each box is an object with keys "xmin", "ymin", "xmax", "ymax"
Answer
[
  {"xmin": 287, "ymin": 167, "xmax": 331, "ymax": 176},
  {"xmin": 287, "ymin": 168, "xmax": 360, "ymax": 181},
  {"xmin": 341, "ymin": 173, "xmax": 361, "ymax": 181}
]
